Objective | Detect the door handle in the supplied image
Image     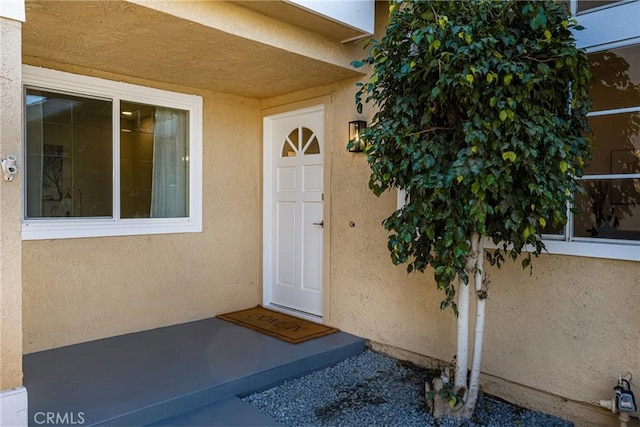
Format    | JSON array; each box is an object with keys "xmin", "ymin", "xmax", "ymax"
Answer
[{"xmin": 313, "ymin": 220, "xmax": 324, "ymax": 227}]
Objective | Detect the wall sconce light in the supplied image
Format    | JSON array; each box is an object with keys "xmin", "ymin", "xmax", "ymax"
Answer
[{"xmin": 348, "ymin": 120, "xmax": 367, "ymax": 152}]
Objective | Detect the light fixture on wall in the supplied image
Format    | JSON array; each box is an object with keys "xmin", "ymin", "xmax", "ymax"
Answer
[{"xmin": 348, "ymin": 120, "xmax": 367, "ymax": 152}]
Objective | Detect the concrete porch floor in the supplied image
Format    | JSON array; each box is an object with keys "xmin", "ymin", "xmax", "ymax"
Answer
[{"xmin": 23, "ymin": 317, "xmax": 365, "ymax": 426}]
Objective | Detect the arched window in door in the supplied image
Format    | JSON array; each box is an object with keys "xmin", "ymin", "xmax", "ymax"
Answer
[{"xmin": 281, "ymin": 127, "xmax": 320, "ymax": 157}]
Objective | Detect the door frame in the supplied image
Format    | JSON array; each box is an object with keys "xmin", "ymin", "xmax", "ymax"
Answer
[{"xmin": 262, "ymin": 104, "xmax": 327, "ymax": 322}]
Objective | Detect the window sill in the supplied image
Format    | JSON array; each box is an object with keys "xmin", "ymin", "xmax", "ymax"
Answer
[
  {"xmin": 22, "ymin": 219, "xmax": 202, "ymax": 240},
  {"xmin": 484, "ymin": 237, "xmax": 640, "ymax": 262}
]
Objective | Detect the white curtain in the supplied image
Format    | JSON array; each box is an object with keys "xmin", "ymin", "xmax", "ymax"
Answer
[
  {"xmin": 26, "ymin": 98, "xmax": 44, "ymax": 218},
  {"xmin": 150, "ymin": 108, "xmax": 188, "ymax": 218}
]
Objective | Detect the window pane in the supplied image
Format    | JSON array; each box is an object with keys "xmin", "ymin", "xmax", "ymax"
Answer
[
  {"xmin": 573, "ymin": 179, "xmax": 640, "ymax": 240},
  {"xmin": 542, "ymin": 224, "xmax": 565, "ymax": 238},
  {"xmin": 584, "ymin": 112, "xmax": 640, "ymax": 175},
  {"xmin": 120, "ymin": 102, "xmax": 189, "ymax": 218},
  {"xmin": 25, "ymin": 89, "xmax": 112, "ymax": 219},
  {"xmin": 301, "ymin": 127, "xmax": 320, "ymax": 155},
  {"xmin": 577, "ymin": 0, "xmax": 620, "ymax": 13},
  {"xmin": 303, "ymin": 137, "xmax": 320, "ymax": 155},
  {"xmin": 589, "ymin": 45, "xmax": 640, "ymax": 112},
  {"xmin": 282, "ymin": 140, "xmax": 296, "ymax": 157}
]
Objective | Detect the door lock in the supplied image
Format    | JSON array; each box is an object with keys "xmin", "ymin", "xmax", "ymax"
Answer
[{"xmin": 313, "ymin": 221, "xmax": 324, "ymax": 227}]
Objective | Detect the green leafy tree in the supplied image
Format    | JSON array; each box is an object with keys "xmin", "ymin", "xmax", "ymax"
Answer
[{"xmin": 351, "ymin": 0, "xmax": 591, "ymax": 418}]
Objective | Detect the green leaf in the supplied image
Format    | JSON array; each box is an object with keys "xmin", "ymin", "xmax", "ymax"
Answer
[
  {"xmin": 559, "ymin": 161, "xmax": 568, "ymax": 173},
  {"xmin": 499, "ymin": 110, "xmax": 508, "ymax": 122},
  {"xmin": 544, "ymin": 29, "xmax": 552, "ymax": 41},
  {"xmin": 537, "ymin": 63, "xmax": 550, "ymax": 75},
  {"xmin": 502, "ymin": 151, "xmax": 517, "ymax": 162},
  {"xmin": 465, "ymin": 74, "xmax": 474, "ymax": 84},
  {"xmin": 539, "ymin": 217, "xmax": 546, "ymax": 227},
  {"xmin": 487, "ymin": 73, "xmax": 494, "ymax": 83},
  {"xmin": 503, "ymin": 73, "xmax": 513, "ymax": 86}
]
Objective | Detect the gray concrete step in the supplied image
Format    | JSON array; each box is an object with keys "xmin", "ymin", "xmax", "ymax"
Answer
[
  {"xmin": 23, "ymin": 317, "xmax": 364, "ymax": 426},
  {"xmin": 148, "ymin": 396, "xmax": 283, "ymax": 427}
]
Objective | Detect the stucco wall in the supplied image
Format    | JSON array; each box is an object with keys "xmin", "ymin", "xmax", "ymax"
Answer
[
  {"xmin": 22, "ymin": 62, "xmax": 262, "ymax": 353},
  {"xmin": 0, "ymin": 17, "xmax": 24, "ymax": 391},
  {"xmin": 325, "ymin": 78, "xmax": 459, "ymax": 362}
]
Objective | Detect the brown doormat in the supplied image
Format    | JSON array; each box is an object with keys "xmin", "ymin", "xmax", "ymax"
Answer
[{"xmin": 216, "ymin": 306, "xmax": 339, "ymax": 344}]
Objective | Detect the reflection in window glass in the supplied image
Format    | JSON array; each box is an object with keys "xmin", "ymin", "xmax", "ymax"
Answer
[
  {"xmin": 542, "ymin": 223, "xmax": 565, "ymax": 238},
  {"xmin": 120, "ymin": 102, "xmax": 189, "ymax": 219},
  {"xmin": 304, "ymin": 137, "xmax": 320, "ymax": 155},
  {"xmin": 25, "ymin": 88, "xmax": 113, "ymax": 219},
  {"xmin": 578, "ymin": 45, "xmax": 640, "ymax": 241},
  {"xmin": 585, "ymin": 112, "xmax": 640, "ymax": 175},
  {"xmin": 287, "ymin": 129, "xmax": 299, "ymax": 151},
  {"xmin": 589, "ymin": 45, "xmax": 640, "ymax": 112},
  {"xmin": 573, "ymin": 179, "xmax": 640, "ymax": 240},
  {"xmin": 301, "ymin": 127, "xmax": 320, "ymax": 155},
  {"xmin": 282, "ymin": 140, "xmax": 296, "ymax": 157}
]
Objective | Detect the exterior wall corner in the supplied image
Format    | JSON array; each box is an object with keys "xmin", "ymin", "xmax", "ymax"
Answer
[{"xmin": 0, "ymin": 16, "xmax": 24, "ymax": 392}]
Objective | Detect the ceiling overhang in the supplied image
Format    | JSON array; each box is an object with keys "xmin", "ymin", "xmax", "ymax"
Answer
[
  {"xmin": 231, "ymin": 0, "xmax": 373, "ymax": 43},
  {"xmin": 22, "ymin": 0, "xmax": 366, "ymax": 99}
]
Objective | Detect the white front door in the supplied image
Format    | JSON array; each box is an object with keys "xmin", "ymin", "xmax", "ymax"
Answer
[{"xmin": 263, "ymin": 105, "xmax": 324, "ymax": 317}]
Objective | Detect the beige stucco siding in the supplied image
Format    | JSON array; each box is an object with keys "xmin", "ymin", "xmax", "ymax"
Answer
[
  {"xmin": 22, "ymin": 64, "xmax": 262, "ymax": 353},
  {"xmin": 483, "ymin": 256, "xmax": 639, "ymax": 400},
  {"xmin": 325, "ymin": 79, "xmax": 460, "ymax": 362},
  {"xmin": 0, "ymin": 17, "xmax": 24, "ymax": 391}
]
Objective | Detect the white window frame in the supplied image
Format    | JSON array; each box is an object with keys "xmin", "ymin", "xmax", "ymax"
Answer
[{"xmin": 21, "ymin": 65, "xmax": 203, "ymax": 240}]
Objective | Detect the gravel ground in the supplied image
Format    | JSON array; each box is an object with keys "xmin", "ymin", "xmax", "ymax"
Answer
[{"xmin": 243, "ymin": 349, "xmax": 574, "ymax": 427}]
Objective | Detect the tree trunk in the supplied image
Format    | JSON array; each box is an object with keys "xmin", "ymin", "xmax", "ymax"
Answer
[
  {"xmin": 454, "ymin": 273, "xmax": 469, "ymax": 395},
  {"xmin": 433, "ymin": 234, "xmax": 487, "ymax": 420},
  {"xmin": 463, "ymin": 236, "xmax": 486, "ymax": 418}
]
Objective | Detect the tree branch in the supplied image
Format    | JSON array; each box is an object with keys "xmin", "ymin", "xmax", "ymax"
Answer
[
  {"xmin": 523, "ymin": 55, "xmax": 557, "ymax": 63},
  {"xmin": 409, "ymin": 126, "xmax": 454, "ymax": 137}
]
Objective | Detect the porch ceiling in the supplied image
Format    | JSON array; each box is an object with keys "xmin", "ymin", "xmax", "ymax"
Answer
[
  {"xmin": 229, "ymin": 0, "xmax": 366, "ymax": 42},
  {"xmin": 22, "ymin": 0, "xmax": 363, "ymax": 99}
]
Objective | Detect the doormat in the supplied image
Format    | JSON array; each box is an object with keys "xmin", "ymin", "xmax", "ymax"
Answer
[{"xmin": 216, "ymin": 306, "xmax": 339, "ymax": 344}]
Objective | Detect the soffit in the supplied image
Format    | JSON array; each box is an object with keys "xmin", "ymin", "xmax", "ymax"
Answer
[
  {"xmin": 229, "ymin": 0, "xmax": 365, "ymax": 42},
  {"xmin": 22, "ymin": 0, "xmax": 362, "ymax": 99}
]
